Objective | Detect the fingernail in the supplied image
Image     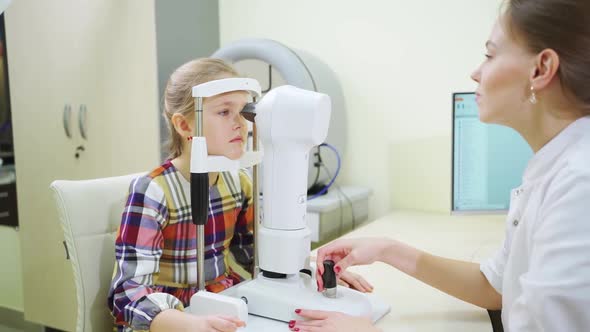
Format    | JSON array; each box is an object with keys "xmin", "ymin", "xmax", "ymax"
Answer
[
  {"xmin": 295, "ymin": 308, "xmax": 301, "ymax": 314},
  {"xmin": 289, "ymin": 320, "xmax": 295, "ymax": 328},
  {"xmin": 294, "ymin": 328, "xmax": 300, "ymax": 331},
  {"xmin": 335, "ymin": 266, "xmax": 341, "ymax": 274}
]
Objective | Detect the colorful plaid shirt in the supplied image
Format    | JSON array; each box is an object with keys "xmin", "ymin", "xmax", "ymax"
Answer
[{"xmin": 107, "ymin": 160, "xmax": 254, "ymax": 331}]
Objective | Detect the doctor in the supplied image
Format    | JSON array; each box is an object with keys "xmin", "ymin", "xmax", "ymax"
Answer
[{"xmin": 291, "ymin": 0, "xmax": 590, "ymax": 331}]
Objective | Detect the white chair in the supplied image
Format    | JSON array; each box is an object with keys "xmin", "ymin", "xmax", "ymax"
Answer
[{"xmin": 50, "ymin": 173, "xmax": 143, "ymax": 332}]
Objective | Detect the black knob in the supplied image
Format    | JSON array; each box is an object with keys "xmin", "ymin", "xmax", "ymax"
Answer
[{"xmin": 322, "ymin": 260, "xmax": 337, "ymax": 289}]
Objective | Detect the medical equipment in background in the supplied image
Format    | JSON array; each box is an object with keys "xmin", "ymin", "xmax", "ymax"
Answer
[
  {"xmin": 186, "ymin": 77, "xmax": 390, "ymax": 325},
  {"xmin": 212, "ymin": 38, "xmax": 372, "ymax": 245},
  {"xmin": 0, "ymin": 0, "xmax": 11, "ymax": 15}
]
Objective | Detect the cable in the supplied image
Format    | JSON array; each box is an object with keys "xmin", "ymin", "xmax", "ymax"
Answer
[
  {"xmin": 308, "ymin": 143, "xmax": 340, "ymax": 200},
  {"xmin": 308, "ymin": 146, "xmax": 322, "ymax": 192},
  {"xmin": 320, "ymin": 164, "xmax": 357, "ymax": 230}
]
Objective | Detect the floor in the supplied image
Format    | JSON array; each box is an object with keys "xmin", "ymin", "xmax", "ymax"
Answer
[{"xmin": 0, "ymin": 307, "xmax": 53, "ymax": 332}]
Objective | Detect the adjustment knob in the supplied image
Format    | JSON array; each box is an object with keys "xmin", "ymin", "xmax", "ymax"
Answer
[{"xmin": 322, "ymin": 260, "xmax": 337, "ymax": 298}]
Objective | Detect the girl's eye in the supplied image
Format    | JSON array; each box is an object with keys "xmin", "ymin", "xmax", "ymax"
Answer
[
  {"xmin": 219, "ymin": 110, "xmax": 229, "ymax": 116},
  {"xmin": 484, "ymin": 54, "xmax": 492, "ymax": 60}
]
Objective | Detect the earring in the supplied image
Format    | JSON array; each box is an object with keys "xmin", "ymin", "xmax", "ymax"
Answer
[{"xmin": 529, "ymin": 86, "xmax": 537, "ymax": 104}]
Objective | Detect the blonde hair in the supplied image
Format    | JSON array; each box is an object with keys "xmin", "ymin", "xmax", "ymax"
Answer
[{"xmin": 163, "ymin": 58, "xmax": 240, "ymax": 159}]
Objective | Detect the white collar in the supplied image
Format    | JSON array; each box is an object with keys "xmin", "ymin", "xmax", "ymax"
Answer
[{"xmin": 523, "ymin": 116, "xmax": 590, "ymax": 182}]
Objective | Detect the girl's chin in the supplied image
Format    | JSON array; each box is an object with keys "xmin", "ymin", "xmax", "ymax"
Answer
[{"xmin": 225, "ymin": 150, "xmax": 245, "ymax": 160}]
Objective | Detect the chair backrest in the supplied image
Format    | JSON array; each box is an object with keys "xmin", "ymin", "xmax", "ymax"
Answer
[{"xmin": 50, "ymin": 173, "xmax": 143, "ymax": 332}]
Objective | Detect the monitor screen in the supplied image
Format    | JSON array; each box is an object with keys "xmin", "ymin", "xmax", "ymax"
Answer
[{"xmin": 452, "ymin": 92, "xmax": 533, "ymax": 213}]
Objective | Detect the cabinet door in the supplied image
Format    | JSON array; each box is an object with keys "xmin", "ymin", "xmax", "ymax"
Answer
[
  {"xmin": 7, "ymin": 0, "xmax": 82, "ymax": 329},
  {"xmin": 6, "ymin": 0, "xmax": 159, "ymax": 330},
  {"xmin": 74, "ymin": 0, "xmax": 160, "ymax": 178}
]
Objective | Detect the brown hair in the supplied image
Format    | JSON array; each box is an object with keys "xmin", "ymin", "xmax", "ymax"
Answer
[
  {"xmin": 163, "ymin": 58, "xmax": 240, "ymax": 159},
  {"xmin": 503, "ymin": 0, "xmax": 590, "ymax": 114}
]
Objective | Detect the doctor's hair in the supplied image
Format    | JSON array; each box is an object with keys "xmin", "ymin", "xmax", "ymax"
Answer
[
  {"xmin": 163, "ymin": 58, "xmax": 240, "ymax": 159},
  {"xmin": 503, "ymin": 0, "xmax": 590, "ymax": 114}
]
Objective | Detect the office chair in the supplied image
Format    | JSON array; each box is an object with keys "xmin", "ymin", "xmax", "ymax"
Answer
[{"xmin": 50, "ymin": 173, "xmax": 142, "ymax": 332}]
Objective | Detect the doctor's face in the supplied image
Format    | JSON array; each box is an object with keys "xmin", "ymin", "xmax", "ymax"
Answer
[{"xmin": 471, "ymin": 18, "xmax": 535, "ymax": 128}]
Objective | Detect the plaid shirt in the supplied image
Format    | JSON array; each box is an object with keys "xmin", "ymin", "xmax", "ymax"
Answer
[{"xmin": 107, "ymin": 160, "xmax": 254, "ymax": 331}]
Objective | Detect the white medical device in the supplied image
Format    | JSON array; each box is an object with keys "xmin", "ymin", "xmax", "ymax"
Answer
[
  {"xmin": 188, "ymin": 78, "xmax": 389, "ymax": 324},
  {"xmin": 0, "ymin": 0, "xmax": 11, "ymax": 14}
]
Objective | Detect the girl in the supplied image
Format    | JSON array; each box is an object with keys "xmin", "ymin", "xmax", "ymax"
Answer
[{"xmin": 108, "ymin": 58, "xmax": 253, "ymax": 332}]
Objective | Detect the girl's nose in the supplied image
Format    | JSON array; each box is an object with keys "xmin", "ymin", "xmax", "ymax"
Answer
[{"xmin": 233, "ymin": 113, "xmax": 243, "ymax": 130}]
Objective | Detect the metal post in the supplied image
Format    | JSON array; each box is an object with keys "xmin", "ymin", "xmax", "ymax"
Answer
[
  {"xmin": 252, "ymin": 120, "xmax": 260, "ymax": 279},
  {"xmin": 195, "ymin": 96, "xmax": 206, "ymax": 291}
]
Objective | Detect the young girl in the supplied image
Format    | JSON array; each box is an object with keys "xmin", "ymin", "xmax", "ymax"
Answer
[{"xmin": 108, "ymin": 58, "xmax": 253, "ymax": 332}]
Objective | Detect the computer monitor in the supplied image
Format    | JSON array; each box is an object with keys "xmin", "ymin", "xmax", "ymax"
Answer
[{"xmin": 452, "ymin": 92, "xmax": 533, "ymax": 213}]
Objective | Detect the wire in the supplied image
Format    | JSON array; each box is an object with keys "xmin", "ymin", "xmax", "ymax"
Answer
[
  {"xmin": 308, "ymin": 146, "xmax": 322, "ymax": 192},
  {"xmin": 320, "ymin": 164, "xmax": 357, "ymax": 230},
  {"xmin": 308, "ymin": 143, "xmax": 340, "ymax": 200}
]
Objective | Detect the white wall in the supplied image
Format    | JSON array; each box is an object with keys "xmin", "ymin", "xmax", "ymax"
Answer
[{"xmin": 219, "ymin": 0, "xmax": 501, "ymax": 217}]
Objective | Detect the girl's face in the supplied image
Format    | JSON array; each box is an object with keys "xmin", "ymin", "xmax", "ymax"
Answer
[
  {"xmin": 471, "ymin": 18, "xmax": 535, "ymax": 128},
  {"xmin": 202, "ymin": 90, "xmax": 249, "ymax": 160}
]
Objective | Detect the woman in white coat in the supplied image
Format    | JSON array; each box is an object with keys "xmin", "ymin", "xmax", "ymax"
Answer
[{"xmin": 291, "ymin": 0, "xmax": 590, "ymax": 331}]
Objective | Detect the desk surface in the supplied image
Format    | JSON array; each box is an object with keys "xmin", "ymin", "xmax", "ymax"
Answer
[
  {"xmin": 242, "ymin": 210, "xmax": 506, "ymax": 331},
  {"xmin": 338, "ymin": 210, "xmax": 506, "ymax": 331}
]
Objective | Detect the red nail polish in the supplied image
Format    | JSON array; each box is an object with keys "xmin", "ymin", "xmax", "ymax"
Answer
[
  {"xmin": 294, "ymin": 328, "xmax": 300, "ymax": 331},
  {"xmin": 289, "ymin": 320, "xmax": 295, "ymax": 328},
  {"xmin": 335, "ymin": 266, "xmax": 341, "ymax": 273},
  {"xmin": 295, "ymin": 308, "xmax": 301, "ymax": 314}
]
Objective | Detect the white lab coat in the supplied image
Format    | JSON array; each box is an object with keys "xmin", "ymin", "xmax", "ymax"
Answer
[{"xmin": 481, "ymin": 116, "xmax": 590, "ymax": 331}]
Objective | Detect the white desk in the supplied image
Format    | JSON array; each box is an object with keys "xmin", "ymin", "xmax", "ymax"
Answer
[
  {"xmin": 336, "ymin": 210, "xmax": 506, "ymax": 331},
  {"xmin": 242, "ymin": 210, "xmax": 506, "ymax": 331}
]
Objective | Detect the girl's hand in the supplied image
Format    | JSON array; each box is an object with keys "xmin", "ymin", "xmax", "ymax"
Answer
[
  {"xmin": 151, "ymin": 309, "xmax": 245, "ymax": 332},
  {"xmin": 337, "ymin": 270, "xmax": 374, "ymax": 293},
  {"xmin": 194, "ymin": 315, "xmax": 246, "ymax": 332},
  {"xmin": 290, "ymin": 309, "xmax": 379, "ymax": 332}
]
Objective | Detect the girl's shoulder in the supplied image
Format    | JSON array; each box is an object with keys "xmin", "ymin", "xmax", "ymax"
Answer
[{"xmin": 128, "ymin": 160, "xmax": 182, "ymax": 198}]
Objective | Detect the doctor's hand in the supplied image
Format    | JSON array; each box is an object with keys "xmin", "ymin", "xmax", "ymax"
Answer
[
  {"xmin": 316, "ymin": 237, "xmax": 393, "ymax": 291},
  {"xmin": 290, "ymin": 309, "xmax": 379, "ymax": 332}
]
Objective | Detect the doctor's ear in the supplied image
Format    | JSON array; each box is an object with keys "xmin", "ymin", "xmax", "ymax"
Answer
[
  {"xmin": 171, "ymin": 113, "xmax": 193, "ymax": 138},
  {"xmin": 531, "ymin": 49, "xmax": 560, "ymax": 90}
]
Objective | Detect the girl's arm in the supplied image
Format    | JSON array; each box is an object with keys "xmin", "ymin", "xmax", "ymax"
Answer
[{"xmin": 108, "ymin": 176, "xmax": 183, "ymax": 330}]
